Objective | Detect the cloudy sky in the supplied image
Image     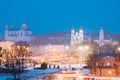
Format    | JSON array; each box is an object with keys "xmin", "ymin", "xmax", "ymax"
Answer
[{"xmin": 0, "ymin": 0, "xmax": 120, "ymax": 35}]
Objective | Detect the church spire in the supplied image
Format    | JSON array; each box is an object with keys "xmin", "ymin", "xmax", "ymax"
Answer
[
  {"xmin": 99, "ymin": 26, "xmax": 104, "ymax": 41},
  {"xmin": 100, "ymin": 27, "xmax": 103, "ymax": 30},
  {"xmin": 80, "ymin": 25, "xmax": 83, "ymax": 30},
  {"xmin": 72, "ymin": 25, "xmax": 74, "ymax": 30},
  {"xmin": 5, "ymin": 24, "xmax": 8, "ymax": 30},
  {"xmin": 79, "ymin": 25, "xmax": 83, "ymax": 42}
]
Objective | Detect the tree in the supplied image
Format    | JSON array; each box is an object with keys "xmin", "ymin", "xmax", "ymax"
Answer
[
  {"xmin": 2, "ymin": 43, "xmax": 30, "ymax": 80},
  {"xmin": 0, "ymin": 47, "xmax": 2, "ymax": 68},
  {"xmin": 0, "ymin": 47, "xmax": 2, "ymax": 57}
]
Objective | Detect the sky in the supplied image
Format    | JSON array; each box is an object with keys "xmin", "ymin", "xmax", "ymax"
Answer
[{"xmin": 0, "ymin": 0, "xmax": 120, "ymax": 35}]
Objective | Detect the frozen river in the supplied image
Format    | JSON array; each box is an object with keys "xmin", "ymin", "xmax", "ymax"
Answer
[{"xmin": 0, "ymin": 68, "xmax": 60, "ymax": 80}]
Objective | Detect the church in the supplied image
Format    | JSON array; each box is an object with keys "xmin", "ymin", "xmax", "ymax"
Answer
[
  {"xmin": 5, "ymin": 23, "xmax": 33, "ymax": 42},
  {"xmin": 71, "ymin": 26, "xmax": 112, "ymax": 47}
]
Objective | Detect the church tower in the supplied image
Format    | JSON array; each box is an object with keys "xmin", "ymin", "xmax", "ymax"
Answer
[
  {"xmin": 79, "ymin": 27, "xmax": 83, "ymax": 43},
  {"xmin": 99, "ymin": 27, "xmax": 104, "ymax": 46},
  {"xmin": 71, "ymin": 25, "xmax": 75, "ymax": 46},
  {"xmin": 5, "ymin": 24, "xmax": 8, "ymax": 41}
]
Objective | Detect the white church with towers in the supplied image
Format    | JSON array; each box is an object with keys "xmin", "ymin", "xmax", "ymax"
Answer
[
  {"xmin": 71, "ymin": 26, "xmax": 84, "ymax": 46},
  {"xmin": 71, "ymin": 26, "xmax": 112, "ymax": 47},
  {"xmin": 5, "ymin": 23, "xmax": 33, "ymax": 42}
]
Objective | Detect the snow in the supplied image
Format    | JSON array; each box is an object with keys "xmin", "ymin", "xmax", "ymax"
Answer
[
  {"xmin": 0, "ymin": 68, "xmax": 60, "ymax": 80},
  {"xmin": 1, "ymin": 64, "xmax": 120, "ymax": 80}
]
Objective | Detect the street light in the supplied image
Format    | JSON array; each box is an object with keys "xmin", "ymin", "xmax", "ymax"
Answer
[
  {"xmin": 118, "ymin": 47, "xmax": 120, "ymax": 53},
  {"xmin": 65, "ymin": 46, "xmax": 70, "ymax": 67},
  {"xmin": 79, "ymin": 45, "xmax": 90, "ymax": 67},
  {"xmin": 79, "ymin": 46, "xmax": 83, "ymax": 67},
  {"xmin": 108, "ymin": 70, "xmax": 112, "ymax": 76},
  {"xmin": 84, "ymin": 45, "xmax": 89, "ymax": 50}
]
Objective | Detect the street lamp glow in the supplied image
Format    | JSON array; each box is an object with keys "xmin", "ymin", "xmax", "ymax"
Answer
[
  {"xmin": 85, "ymin": 45, "xmax": 89, "ymax": 49},
  {"xmin": 107, "ymin": 63, "xmax": 110, "ymax": 66},
  {"xmin": 65, "ymin": 46, "xmax": 70, "ymax": 66},
  {"xmin": 79, "ymin": 46, "xmax": 83, "ymax": 50},
  {"xmin": 108, "ymin": 70, "xmax": 112, "ymax": 74},
  {"xmin": 26, "ymin": 47, "xmax": 29, "ymax": 50},
  {"xmin": 118, "ymin": 47, "xmax": 120, "ymax": 51},
  {"xmin": 65, "ymin": 46, "xmax": 69, "ymax": 50}
]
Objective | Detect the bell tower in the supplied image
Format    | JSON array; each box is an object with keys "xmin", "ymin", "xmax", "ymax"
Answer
[
  {"xmin": 71, "ymin": 25, "xmax": 75, "ymax": 46},
  {"xmin": 79, "ymin": 26, "xmax": 83, "ymax": 43},
  {"xmin": 5, "ymin": 24, "xmax": 8, "ymax": 41},
  {"xmin": 99, "ymin": 27, "xmax": 104, "ymax": 46}
]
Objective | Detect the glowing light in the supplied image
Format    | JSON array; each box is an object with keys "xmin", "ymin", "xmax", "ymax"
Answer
[
  {"xmin": 60, "ymin": 70, "xmax": 67, "ymax": 74},
  {"xmin": 118, "ymin": 47, "xmax": 120, "ymax": 51},
  {"xmin": 85, "ymin": 45, "xmax": 89, "ymax": 49},
  {"xmin": 26, "ymin": 47, "xmax": 29, "ymax": 50},
  {"xmin": 107, "ymin": 63, "xmax": 110, "ymax": 66},
  {"xmin": 79, "ymin": 46, "xmax": 83, "ymax": 50},
  {"xmin": 108, "ymin": 71, "xmax": 112, "ymax": 74},
  {"xmin": 65, "ymin": 46, "xmax": 69, "ymax": 50}
]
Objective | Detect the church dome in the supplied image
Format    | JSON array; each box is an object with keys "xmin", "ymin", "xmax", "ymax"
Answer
[{"xmin": 21, "ymin": 23, "xmax": 27, "ymax": 30}]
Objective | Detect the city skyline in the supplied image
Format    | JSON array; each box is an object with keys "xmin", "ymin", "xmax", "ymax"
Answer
[{"xmin": 0, "ymin": 0, "xmax": 120, "ymax": 35}]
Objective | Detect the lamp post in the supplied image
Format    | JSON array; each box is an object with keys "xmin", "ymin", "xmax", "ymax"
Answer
[
  {"xmin": 79, "ymin": 46, "xmax": 83, "ymax": 67},
  {"xmin": 65, "ymin": 46, "xmax": 70, "ymax": 67},
  {"xmin": 79, "ymin": 45, "xmax": 89, "ymax": 68}
]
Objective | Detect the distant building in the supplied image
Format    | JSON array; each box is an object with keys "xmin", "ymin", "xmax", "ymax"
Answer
[
  {"xmin": 71, "ymin": 26, "xmax": 83, "ymax": 46},
  {"xmin": 71, "ymin": 26, "xmax": 112, "ymax": 47},
  {"xmin": 0, "ymin": 41, "xmax": 14, "ymax": 48},
  {"xmin": 90, "ymin": 53, "xmax": 120, "ymax": 76},
  {"xmin": 5, "ymin": 23, "xmax": 33, "ymax": 42},
  {"xmin": 94, "ymin": 27, "xmax": 112, "ymax": 46}
]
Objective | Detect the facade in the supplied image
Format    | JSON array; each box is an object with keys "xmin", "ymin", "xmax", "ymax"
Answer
[
  {"xmin": 71, "ymin": 26, "xmax": 112, "ymax": 47},
  {"xmin": 71, "ymin": 27, "xmax": 83, "ymax": 46},
  {"xmin": 5, "ymin": 23, "xmax": 33, "ymax": 42}
]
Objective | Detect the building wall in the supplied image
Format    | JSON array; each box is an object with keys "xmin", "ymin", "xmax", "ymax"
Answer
[
  {"xmin": 95, "ymin": 68, "xmax": 116, "ymax": 76},
  {"xmin": 91, "ymin": 57, "xmax": 120, "ymax": 76}
]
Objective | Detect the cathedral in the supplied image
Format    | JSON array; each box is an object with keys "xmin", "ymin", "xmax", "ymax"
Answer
[
  {"xmin": 5, "ymin": 23, "xmax": 33, "ymax": 42},
  {"xmin": 71, "ymin": 27, "xmax": 83, "ymax": 46},
  {"xmin": 71, "ymin": 26, "xmax": 112, "ymax": 47}
]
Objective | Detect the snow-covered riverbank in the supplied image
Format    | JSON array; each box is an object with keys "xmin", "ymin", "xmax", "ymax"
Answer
[{"xmin": 0, "ymin": 68, "xmax": 60, "ymax": 80}]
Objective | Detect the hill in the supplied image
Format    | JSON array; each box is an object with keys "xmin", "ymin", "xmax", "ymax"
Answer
[{"xmin": 30, "ymin": 32, "xmax": 120, "ymax": 46}]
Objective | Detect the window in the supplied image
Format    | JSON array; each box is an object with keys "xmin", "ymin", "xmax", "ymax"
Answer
[{"xmin": 21, "ymin": 32, "xmax": 22, "ymax": 36}]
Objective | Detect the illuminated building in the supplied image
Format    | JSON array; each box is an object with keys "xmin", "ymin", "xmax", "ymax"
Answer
[
  {"xmin": 90, "ymin": 53, "xmax": 120, "ymax": 76},
  {"xmin": 5, "ymin": 23, "xmax": 33, "ymax": 42},
  {"xmin": 71, "ymin": 27, "xmax": 112, "ymax": 47}
]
